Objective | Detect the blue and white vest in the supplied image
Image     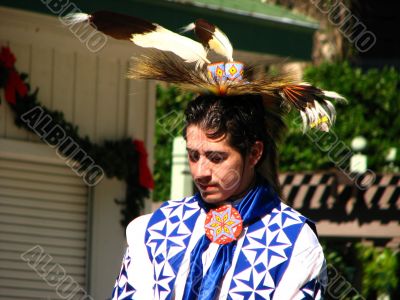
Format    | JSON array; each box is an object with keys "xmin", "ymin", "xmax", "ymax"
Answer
[{"xmin": 112, "ymin": 196, "xmax": 325, "ymax": 299}]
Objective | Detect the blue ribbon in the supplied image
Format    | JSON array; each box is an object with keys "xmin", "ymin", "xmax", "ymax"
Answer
[{"xmin": 182, "ymin": 177, "xmax": 280, "ymax": 300}]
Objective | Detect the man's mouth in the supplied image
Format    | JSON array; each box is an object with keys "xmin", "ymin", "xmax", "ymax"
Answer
[{"xmin": 198, "ymin": 183, "xmax": 218, "ymax": 191}]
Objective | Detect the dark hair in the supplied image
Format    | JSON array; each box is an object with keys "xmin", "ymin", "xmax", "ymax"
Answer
[{"xmin": 183, "ymin": 94, "xmax": 286, "ymax": 195}]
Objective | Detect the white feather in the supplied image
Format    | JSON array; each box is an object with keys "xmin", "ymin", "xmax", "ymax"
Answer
[
  {"xmin": 182, "ymin": 21, "xmax": 233, "ymax": 61},
  {"xmin": 300, "ymin": 83, "xmax": 345, "ymax": 102},
  {"xmin": 301, "ymin": 99, "xmax": 339, "ymax": 132},
  {"xmin": 310, "ymin": 105, "xmax": 320, "ymax": 123},
  {"xmin": 208, "ymin": 27, "xmax": 233, "ymax": 61},
  {"xmin": 181, "ymin": 22, "xmax": 196, "ymax": 33},
  {"xmin": 292, "ymin": 83, "xmax": 343, "ymax": 132},
  {"xmin": 300, "ymin": 111, "xmax": 308, "ymax": 133},
  {"xmin": 324, "ymin": 100, "xmax": 337, "ymax": 123},
  {"xmin": 63, "ymin": 13, "xmax": 90, "ymax": 25},
  {"xmin": 131, "ymin": 25, "xmax": 210, "ymax": 68},
  {"xmin": 314, "ymin": 101, "xmax": 331, "ymax": 122},
  {"xmin": 322, "ymin": 90, "xmax": 346, "ymax": 101},
  {"xmin": 305, "ymin": 107, "xmax": 316, "ymax": 124}
]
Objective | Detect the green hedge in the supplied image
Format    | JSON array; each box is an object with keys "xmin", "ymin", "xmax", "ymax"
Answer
[
  {"xmin": 280, "ymin": 61, "xmax": 400, "ymax": 172},
  {"xmin": 322, "ymin": 239, "xmax": 399, "ymax": 299}
]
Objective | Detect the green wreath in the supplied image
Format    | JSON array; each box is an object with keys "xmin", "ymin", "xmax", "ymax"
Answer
[{"xmin": 0, "ymin": 46, "xmax": 152, "ymax": 228}]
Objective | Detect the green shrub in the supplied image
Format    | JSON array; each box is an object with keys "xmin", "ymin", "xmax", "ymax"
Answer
[
  {"xmin": 356, "ymin": 243, "xmax": 399, "ymax": 298},
  {"xmin": 280, "ymin": 61, "xmax": 400, "ymax": 172}
]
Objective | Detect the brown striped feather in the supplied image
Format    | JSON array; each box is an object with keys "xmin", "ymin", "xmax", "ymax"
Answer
[{"xmin": 89, "ymin": 11, "xmax": 156, "ymax": 41}]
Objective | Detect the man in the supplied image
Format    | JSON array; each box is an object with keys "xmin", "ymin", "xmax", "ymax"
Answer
[
  {"xmin": 111, "ymin": 94, "xmax": 326, "ymax": 300},
  {"xmin": 67, "ymin": 10, "xmax": 341, "ymax": 299}
]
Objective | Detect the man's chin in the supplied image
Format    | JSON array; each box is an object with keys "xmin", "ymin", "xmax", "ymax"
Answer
[{"xmin": 200, "ymin": 191, "xmax": 227, "ymax": 205}]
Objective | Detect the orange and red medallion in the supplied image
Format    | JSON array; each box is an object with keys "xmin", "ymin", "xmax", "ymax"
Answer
[{"xmin": 204, "ymin": 204, "xmax": 243, "ymax": 244}]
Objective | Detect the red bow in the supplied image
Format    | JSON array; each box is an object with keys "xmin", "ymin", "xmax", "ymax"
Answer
[
  {"xmin": 133, "ymin": 139, "xmax": 154, "ymax": 190},
  {"xmin": 0, "ymin": 47, "xmax": 28, "ymax": 105}
]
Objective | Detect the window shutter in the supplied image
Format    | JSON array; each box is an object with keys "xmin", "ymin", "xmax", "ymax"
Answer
[{"xmin": 0, "ymin": 145, "xmax": 90, "ymax": 300}]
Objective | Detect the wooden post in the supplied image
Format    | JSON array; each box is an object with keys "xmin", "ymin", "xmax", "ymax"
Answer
[{"xmin": 170, "ymin": 136, "xmax": 193, "ymax": 200}]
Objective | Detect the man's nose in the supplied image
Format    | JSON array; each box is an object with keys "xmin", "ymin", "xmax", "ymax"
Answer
[{"xmin": 194, "ymin": 157, "xmax": 212, "ymax": 182}]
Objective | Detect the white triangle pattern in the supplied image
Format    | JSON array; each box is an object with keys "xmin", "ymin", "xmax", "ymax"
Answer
[
  {"xmin": 111, "ymin": 248, "xmax": 136, "ymax": 300},
  {"xmin": 228, "ymin": 203, "xmax": 306, "ymax": 299},
  {"xmin": 145, "ymin": 197, "xmax": 201, "ymax": 300}
]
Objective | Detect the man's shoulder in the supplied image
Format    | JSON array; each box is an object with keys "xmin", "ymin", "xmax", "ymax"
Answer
[
  {"xmin": 259, "ymin": 200, "xmax": 309, "ymax": 225},
  {"xmin": 161, "ymin": 195, "xmax": 198, "ymax": 206},
  {"xmin": 270, "ymin": 200, "xmax": 318, "ymax": 236},
  {"xmin": 130, "ymin": 196, "xmax": 200, "ymax": 258},
  {"xmin": 152, "ymin": 195, "xmax": 199, "ymax": 214},
  {"xmin": 126, "ymin": 196, "xmax": 199, "ymax": 233},
  {"xmin": 279, "ymin": 201, "xmax": 306, "ymax": 218},
  {"xmin": 126, "ymin": 213, "xmax": 153, "ymax": 246}
]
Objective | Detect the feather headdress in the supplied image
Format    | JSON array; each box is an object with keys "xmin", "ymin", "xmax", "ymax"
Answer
[{"xmin": 66, "ymin": 11, "xmax": 345, "ymax": 132}]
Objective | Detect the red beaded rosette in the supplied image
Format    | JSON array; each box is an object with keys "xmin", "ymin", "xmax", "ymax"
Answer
[{"xmin": 204, "ymin": 204, "xmax": 243, "ymax": 244}]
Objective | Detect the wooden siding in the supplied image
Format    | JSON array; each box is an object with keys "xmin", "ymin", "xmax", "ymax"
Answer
[{"xmin": 0, "ymin": 6, "xmax": 155, "ymax": 147}]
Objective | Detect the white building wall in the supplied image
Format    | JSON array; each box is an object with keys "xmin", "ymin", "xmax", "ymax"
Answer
[{"xmin": 0, "ymin": 6, "xmax": 155, "ymax": 299}]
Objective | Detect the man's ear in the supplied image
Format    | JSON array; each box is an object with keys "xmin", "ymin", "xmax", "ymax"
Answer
[{"xmin": 249, "ymin": 141, "xmax": 264, "ymax": 167}]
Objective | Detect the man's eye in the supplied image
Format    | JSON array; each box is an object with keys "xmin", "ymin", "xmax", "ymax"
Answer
[
  {"xmin": 209, "ymin": 154, "xmax": 224, "ymax": 164},
  {"xmin": 188, "ymin": 151, "xmax": 199, "ymax": 162}
]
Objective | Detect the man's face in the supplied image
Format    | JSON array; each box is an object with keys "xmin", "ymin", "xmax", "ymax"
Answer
[{"xmin": 186, "ymin": 125, "xmax": 259, "ymax": 204}]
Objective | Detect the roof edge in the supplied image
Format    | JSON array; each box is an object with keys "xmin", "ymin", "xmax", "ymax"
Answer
[{"xmin": 166, "ymin": 0, "xmax": 319, "ymax": 30}]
